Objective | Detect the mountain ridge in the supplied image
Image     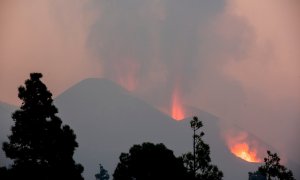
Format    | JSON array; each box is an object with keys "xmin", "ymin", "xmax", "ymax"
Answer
[
  {"xmin": 54, "ymin": 78, "xmax": 260, "ymax": 180},
  {"xmin": 1, "ymin": 78, "xmax": 298, "ymax": 179}
]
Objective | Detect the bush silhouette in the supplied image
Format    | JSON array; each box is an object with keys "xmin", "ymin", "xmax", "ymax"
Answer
[
  {"xmin": 113, "ymin": 142, "xmax": 188, "ymax": 180},
  {"xmin": 95, "ymin": 163, "xmax": 110, "ymax": 180}
]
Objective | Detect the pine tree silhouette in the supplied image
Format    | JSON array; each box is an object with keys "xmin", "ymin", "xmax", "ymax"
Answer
[
  {"xmin": 182, "ymin": 116, "xmax": 223, "ymax": 180},
  {"xmin": 2, "ymin": 73, "xmax": 83, "ymax": 180}
]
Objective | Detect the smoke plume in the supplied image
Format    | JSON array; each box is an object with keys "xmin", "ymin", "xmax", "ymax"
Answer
[{"xmin": 1, "ymin": 0, "xmax": 299, "ymax": 163}]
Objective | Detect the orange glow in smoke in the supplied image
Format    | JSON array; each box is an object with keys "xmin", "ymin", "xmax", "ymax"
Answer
[
  {"xmin": 171, "ymin": 88, "xmax": 185, "ymax": 121},
  {"xmin": 230, "ymin": 142, "xmax": 261, "ymax": 163},
  {"xmin": 118, "ymin": 74, "xmax": 137, "ymax": 92},
  {"xmin": 115, "ymin": 57, "xmax": 140, "ymax": 92}
]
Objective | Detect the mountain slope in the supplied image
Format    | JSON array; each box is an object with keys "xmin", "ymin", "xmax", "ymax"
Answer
[
  {"xmin": 1, "ymin": 78, "xmax": 298, "ymax": 179},
  {"xmin": 54, "ymin": 78, "xmax": 259, "ymax": 180}
]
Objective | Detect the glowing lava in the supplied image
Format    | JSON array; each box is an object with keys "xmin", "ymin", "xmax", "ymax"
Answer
[
  {"xmin": 230, "ymin": 143, "xmax": 261, "ymax": 163},
  {"xmin": 225, "ymin": 130, "xmax": 264, "ymax": 163},
  {"xmin": 171, "ymin": 88, "xmax": 185, "ymax": 121}
]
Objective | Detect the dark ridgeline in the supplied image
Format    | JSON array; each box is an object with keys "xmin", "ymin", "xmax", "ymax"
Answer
[
  {"xmin": 1, "ymin": 73, "xmax": 83, "ymax": 180},
  {"xmin": 182, "ymin": 116, "xmax": 223, "ymax": 180}
]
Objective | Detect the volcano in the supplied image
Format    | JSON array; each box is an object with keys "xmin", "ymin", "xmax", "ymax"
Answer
[
  {"xmin": 53, "ymin": 78, "xmax": 260, "ymax": 180},
  {"xmin": 0, "ymin": 78, "xmax": 298, "ymax": 180}
]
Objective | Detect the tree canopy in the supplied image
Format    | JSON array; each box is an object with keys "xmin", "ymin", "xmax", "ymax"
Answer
[
  {"xmin": 2, "ymin": 73, "xmax": 83, "ymax": 180},
  {"xmin": 113, "ymin": 142, "xmax": 188, "ymax": 180},
  {"xmin": 182, "ymin": 116, "xmax": 223, "ymax": 180},
  {"xmin": 0, "ymin": 167, "xmax": 8, "ymax": 179},
  {"xmin": 254, "ymin": 150, "xmax": 295, "ymax": 180}
]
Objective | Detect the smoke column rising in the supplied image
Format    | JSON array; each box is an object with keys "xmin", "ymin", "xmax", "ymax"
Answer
[{"xmin": 0, "ymin": 0, "xmax": 299, "ymax": 164}]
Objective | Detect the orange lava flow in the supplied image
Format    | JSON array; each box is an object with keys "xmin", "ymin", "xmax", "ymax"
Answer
[
  {"xmin": 230, "ymin": 143, "xmax": 261, "ymax": 163},
  {"xmin": 171, "ymin": 88, "xmax": 185, "ymax": 121}
]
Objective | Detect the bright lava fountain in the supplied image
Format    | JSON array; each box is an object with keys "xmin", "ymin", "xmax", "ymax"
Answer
[{"xmin": 171, "ymin": 88, "xmax": 185, "ymax": 121}]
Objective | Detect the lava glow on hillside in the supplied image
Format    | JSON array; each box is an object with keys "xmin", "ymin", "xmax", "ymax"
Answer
[
  {"xmin": 171, "ymin": 88, "xmax": 185, "ymax": 121},
  {"xmin": 225, "ymin": 131, "xmax": 263, "ymax": 163},
  {"xmin": 230, "ymin": 142, "xmax": 261, "ymax": 163}
]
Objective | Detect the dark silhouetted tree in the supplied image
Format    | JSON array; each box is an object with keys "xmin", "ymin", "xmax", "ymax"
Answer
[
  {"xmin": 254, "ymin": 150, "xmax": 295, "ymax": 180},
  {"xmin": 182, "ymin": 116, "xmax": 223, "ymax": 180},
  {"xmin": 113, "ymin": 142, "xmax": 188, "ymax": 180},
  {"xmin": 95, "ymin": 163, "xmax": 110, "ymax": 180},
  {"xmin": 0, "ymin": 166, "xmax": 8, "ymax": 180},
  {"xmin": 2, "ymin": 73, "xmax": 83, "ymax": 180}
]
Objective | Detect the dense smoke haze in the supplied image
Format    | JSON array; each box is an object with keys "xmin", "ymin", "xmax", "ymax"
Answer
[{"xmin": 0, "ymin": 0, "xmax": 299, "ymax": 164}]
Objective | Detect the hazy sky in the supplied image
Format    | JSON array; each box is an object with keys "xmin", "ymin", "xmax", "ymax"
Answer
[{"xmin": 0, "ymin": 0, "xmax": 299, "ymax": 162}]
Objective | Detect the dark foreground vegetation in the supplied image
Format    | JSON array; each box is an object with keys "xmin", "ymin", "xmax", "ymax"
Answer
[
  {"xmin": 1, "ymin": 73, "xmax": 83, "ymax": 180},
  {"xmin": 0, "ymin": 73, "xmax": 295, "ymax": 180}
]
